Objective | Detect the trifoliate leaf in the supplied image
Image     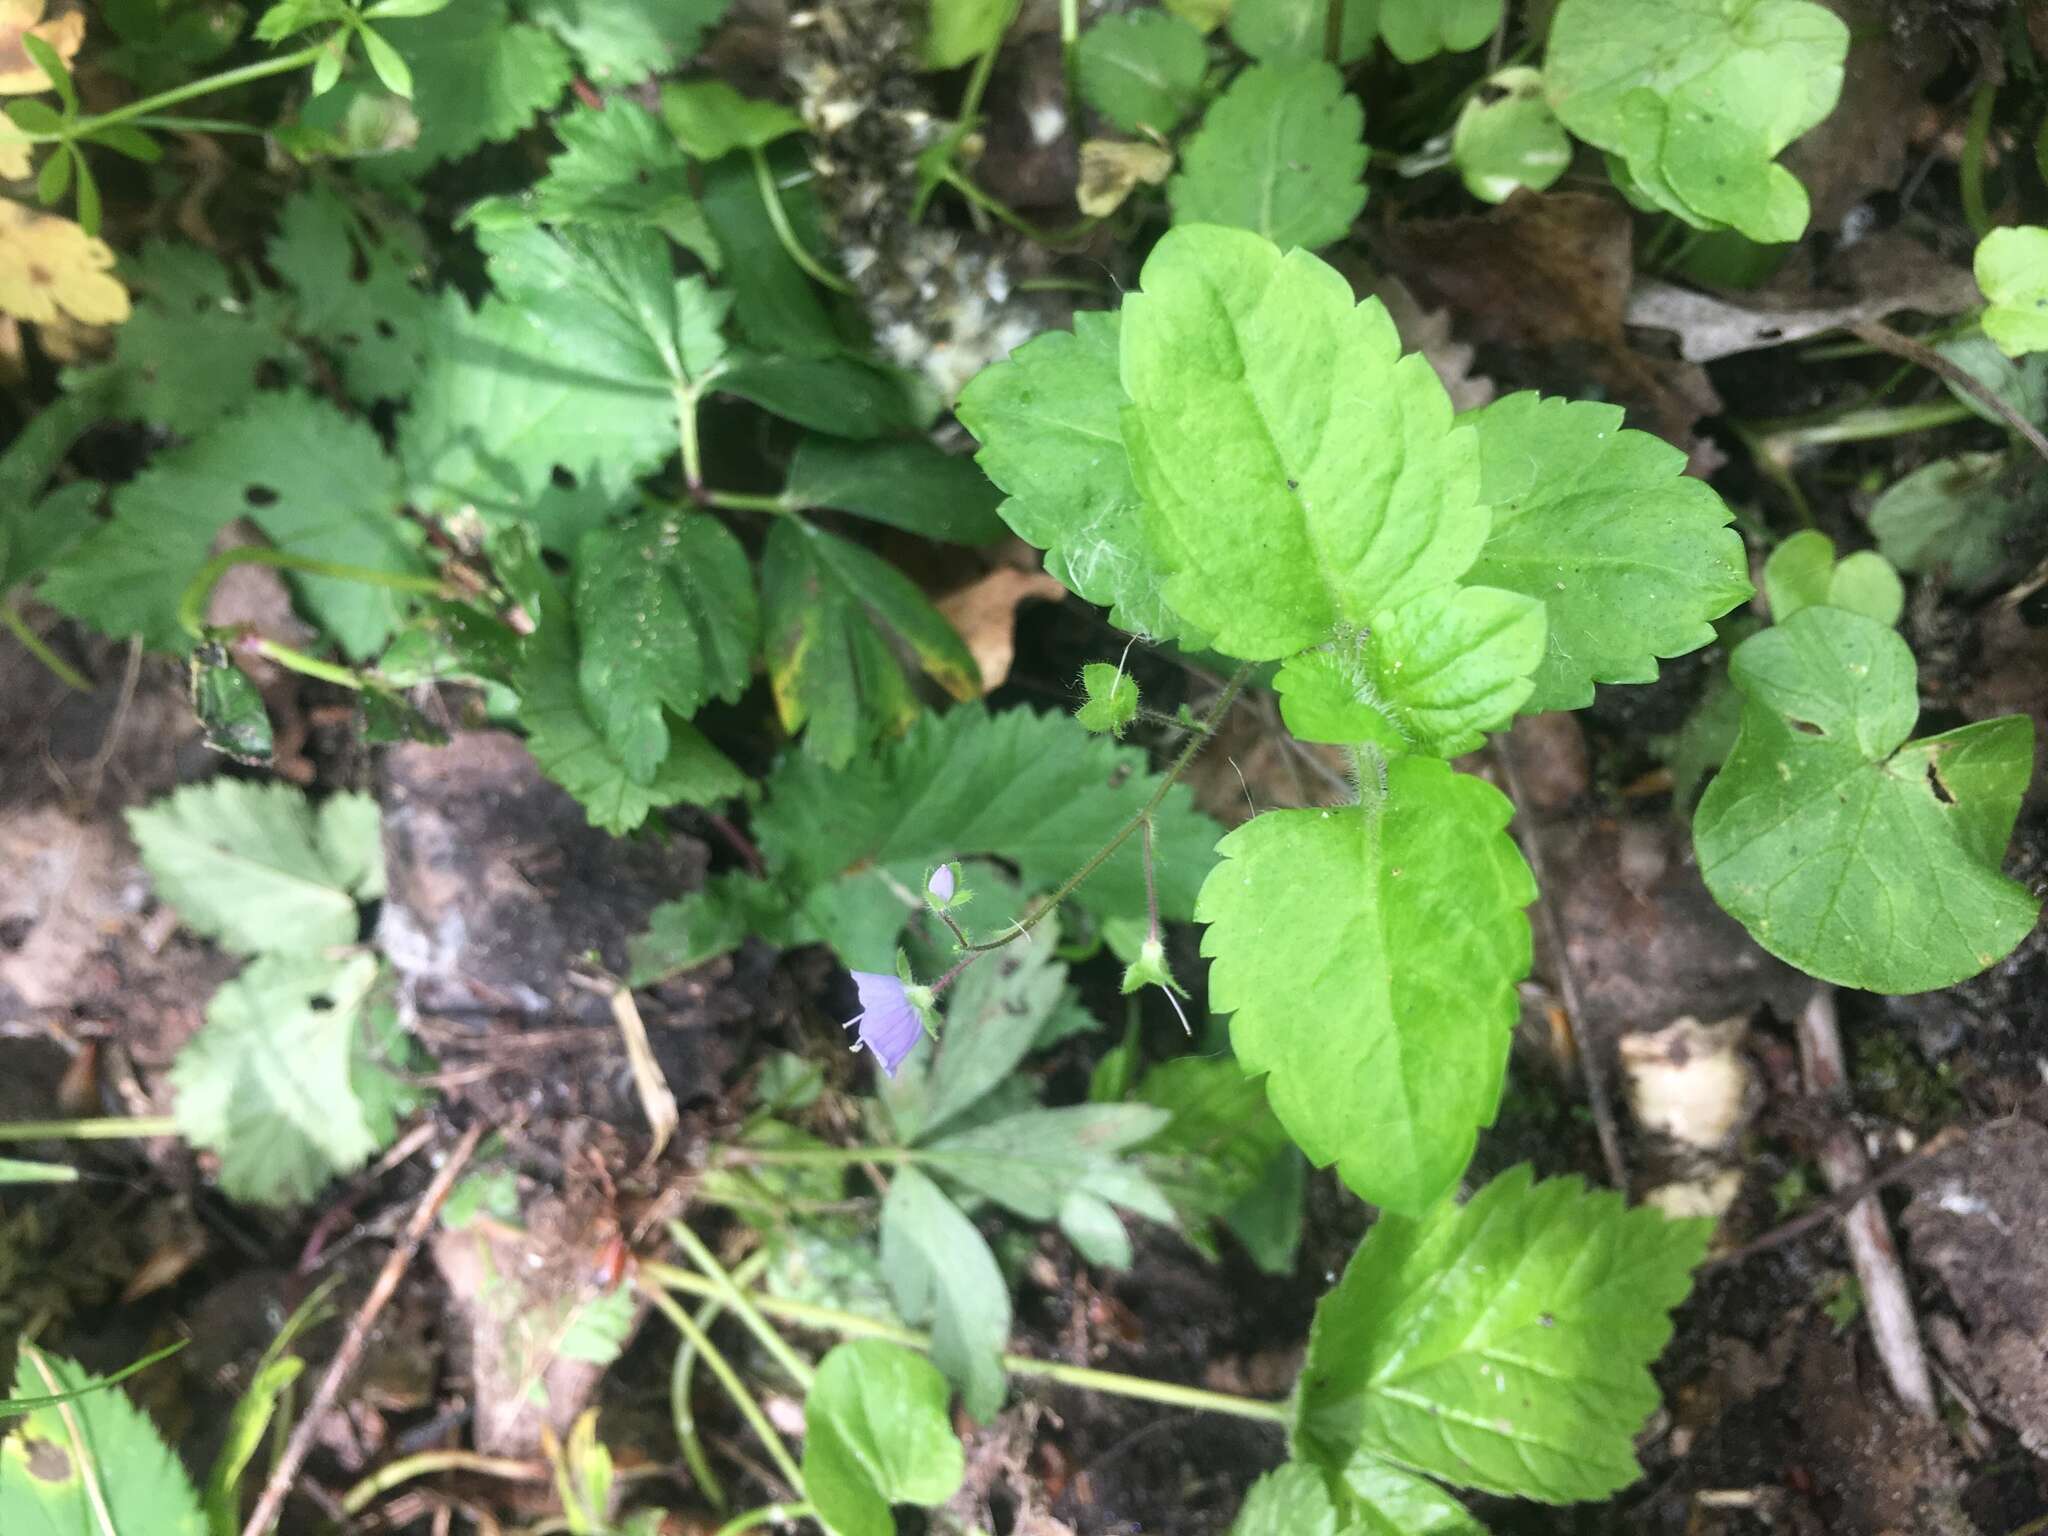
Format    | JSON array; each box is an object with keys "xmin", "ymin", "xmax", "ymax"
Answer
[
  {"xmin": 268, "ymin": 184, "xmax": 433, "ymax": 404},
  {"xmin": 572, "ymin": 509, "xmax": 756, "ymax": 782},
  {"xmin": 510, "ymin": 98, "xmax": 719, "ymax": 266},
  {"xmin": 1121, "ymin": 226, "xmax": 1481, "ymax": 660},
  {"xmin": 1544, "ymin": 0, "xmax": 1847, "ymax": 242},
  {"xmin": 1168, "ymin": 61, "xmax": 1366, "ymax": 252},
  {"xmin": 383, "ymin": 0, "xmax": 568, "ymax": 165},
  {"xmin": 1341, "ymin": 1460, "xmax": 1491, "ymax": 1533},
  {"xmin": 661, "ymin": 78, "xmax": 804, "ymax": 160},
  {"xmin": 1296, "ymin": 1166, "xmax": 1707, "ymax": 1502},
  {"xmin": 1231, "ymin": 1464, "xmax": 1338, "ymax": 1536},
  {"xmin": 784, "ymin": 434, "xmax": 1006, "ymax": 543},
  {"xmin": 1273, "ymin": 586, "xmax": 1546, "ymax": 757},
  {"xmin": 760, "ymin": 517, "xmax": 979, "ymax": 767},
  {"xmin": 1378, "ymin": 0, "xmax": 1496, "ymax": 61},
  {"xmin": 1975, "ymin": 225, "xmax": 2048, "ymax": 358},
  {"xmin": 803, "ymin": 1341, "xmax": 966, "ymax": 1536},
  {"xmin": 1135, "ymin": 1054, "xmax": 1301, "ymax": 1272},
  {"xmin": 525, "ymin": 0, "xmax": 730, "ymax": 84},
  {"xmin": 1452, "ymin": 66, "xmax": 1570, "ymax": 203},
  {"xmin": 1, "ymin": 1349, "xmax": 204, "ymax": 1536},
  {"xmin": 955, "ymin": 310, "xmax": 1190, "ymax": 640},
  {"xmin": 698, "ymin": 143, "xmax": 842, "ymax": 358},
  {"xmin": 127, "ymin": 781, "xmax": 382, "ymax": 954},
  {"xmin": 1075, "ymin": 11, "xmax": 1207, "ymax": 134},
  {"xmin": 1197, "ymin": 759, "xmax": 1534, "ymax": 1214},
  {"xmin": 1464, "ymin": 392, "xmax": 1750, "ymax": 712},
  {"xmin": 1868, "ymin": 453, "xmax": 2023, "ymax": 593},
  {"xmin": 172, "ymin": 950, "xmax": 407, "ymax": 1204},
  {"xmin": 924, "ymin": 0, "xmax": 1017, "ymax": 70},
  {"xmin": 1075, "ymin": 660, "xmax": 1139, "ymax": 736},
  {"xmin": 1226, "ymin": 0, "xmax": 1375, "ymax": 62},
  {"xmin": 1761, "ymin": 529, "xmax": 1901, "ymax": 626},
  {"xmin": 880, "ymin": 1167, "xmax": 1010, "ymax": 1421},
  {"xmin": 44, "ymin": 391, "xmax": 424, "ymax": 658},
  {"xmin": 515, "ymin": 564, "xmax": 748, "ymax": 832},
  {"xmin": 1694, "ymin": 606, "xmax": 2039, "ymax": 992}
]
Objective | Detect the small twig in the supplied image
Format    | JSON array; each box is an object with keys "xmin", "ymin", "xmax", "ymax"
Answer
[
  {"xmin": 1492, "ymin": 735, "xmax": 1628, "ymax": 1191},
  {"xmin": 1796, "ymin": 986, "xmax": 1936, "ymax": 1418},
  {"xmin": 239, "ymin": 1121, "xmax": 486, "ymax": 1536},
  {"xmin": 1847, "ymin": 318, "xmax": 2048, "ymax": 467}
]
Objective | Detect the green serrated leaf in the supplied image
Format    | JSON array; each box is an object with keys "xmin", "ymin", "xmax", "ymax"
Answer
[
  {"xmin": 628, "ymin": 870, "xmax": 789, "ymax": 982},
  {"xmin": 1868, "ymin": 453, "xmax": 2023, "ymax": 593},
  {"xmin": 172, "ymin": 950, "xmax": 403, "ymax": 1204},
  {"xmin": 2, "ymin": 481, "xmax": 99, "ymax": 598},
  {"xmin": 1975, "ymin": 225, "xmax": 2048, "ymax": 358},
  {"xmin": 1341, "ymin": 1461, "xmax": 1491, "ymax": 1535},
  {"xmin": 919, "ymin": 1104, "xmax": 1172, "ymax": 1227},
  {"xmin": 760, "ymin": 518, "xmax": 978, "ymax": 767},
  {"xmin": 1452, "ymin": 66, "xmax": 1570, "ymax": 203},
  {"xmin": 1135, "ymin": 1054, "xmax": 1301, "ymax": 1273},
  {"xmin": 1122, "ymin": 226, "xmax": 1480, "ymax": 660},
  {"xmin": 1296, "ymin": 1166, "xmax": 1708, "ymax": 1502},
  {"xmin": 126, "ymin": 781, "xmax": 381, "ymax": 954},
  {"xmin": 1273, "ymin": 586, "xmax": 1546, "ymax": 758},
  {"xmin": 894, "ymin": 932, "xmax": 1069, "ymax": 1141},
  {"xmin": 380, "ymin": 0, "xmax": 569, "ymax": 165},
  {"xmin": 1168, "ymin": 61, "xmax": 1366, "ymax": 251},
  {"xmin": 1761, "ymin": 529, "xmax": 1902, "ymax": 626},
  {"xmin": 1075, "ymin": 660, "xmax": 1139, "ymax": 736},
  {"xmin": 528, "ymin": 0, "xmax": 731, "ymax": 83},
  {"xmin": 1464, "ymin": 392, "xmax": 1751, "ymax": 711},
  {"xmin": 1695, "ymin": 605, "xmax": 2039, "ymax": 992},
  {"xmin": 661, "ymin": 77, "xmax": 804, "ymax": 160},
  {"xmin": 956, "ymin": 310, "xmax": 1191, "ymax": 641},
  {"xmin": 1075, "ymin": 12, "xmax": 1208, "ymax": 134},
  {"xmin": 785, "ymin": 435, "xmax": 1005, "ymax": 543},
  {"xmin": 572, "ymin": 509, "xmax": 757, "ymax": 781},
  {"xmin": 269, "ymin": 184, "xmax": 435, "ymax": 403},
  {"xmin": 1198, "ymin": 760, "xmax": 1534, "ymax": 1214},
  {"xmin": 880, "ymin": 1166, "xmax": 1010, "ymax": 1420},
  {"xmin": 1, "ymin": 1349, "xmax": 205, "ymax": 1536},
  {"xmin": 1231, "ymin": 1464, "xmax": 1338, "ymax": 1536},
  {"xmin": 1378, "ymin": 0, "xmax": 1497, "ymax": 61},
  {"xmin": 802, "ymin": 1341, "xmax": 966, "ymax": 1536},
  {"xmin": 1544, "ymin": 0, "xmax": 1847, "ymax": 242},
  {"xmin": 1226, "ymin": 0, "xmax": 1376, "ymax": 62},
  {"xmin": 513, "ymin": 98, "xmax": 719, "ymax": 266}
]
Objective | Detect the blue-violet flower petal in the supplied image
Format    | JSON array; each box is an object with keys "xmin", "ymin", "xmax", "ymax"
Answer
[{"xmin": 845, "ymin": 970, "xmax": 923, "ymax": 1077}]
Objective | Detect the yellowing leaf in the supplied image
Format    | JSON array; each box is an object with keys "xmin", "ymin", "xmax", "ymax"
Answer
[
  {"xmin": 0, "ymin": 0, "xmax": 84, "ymax": 93},
  {"xmin": 0, "ymin": 202, "xmax": 130, "ymax": 326},
  {"xmin": 0, "ymin": 134, "xmax": 27, "ymax": 178}
]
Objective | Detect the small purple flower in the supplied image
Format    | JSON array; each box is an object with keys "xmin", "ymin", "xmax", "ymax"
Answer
[
  {"xmin": 844, "ymin": 970, "xmax": 926, "ymax": 1078},
  {"xmin": 927, "ymin": 864, "xmax": 957, "ymax": 903}
]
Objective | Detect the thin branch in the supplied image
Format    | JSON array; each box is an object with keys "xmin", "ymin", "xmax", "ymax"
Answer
[{"xmin": 1847, "ymin": 318, "xmax": 2048, "ymax": 467}]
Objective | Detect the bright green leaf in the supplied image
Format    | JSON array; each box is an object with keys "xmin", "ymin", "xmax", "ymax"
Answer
[
  {"xmin": 1761, "ymin": 529, "xmax": 1902, "ymax": 626},
  {"xmin": 1465, "ymin": 391, "xmax": 1751, "ymax": 711},
  {"xmin": 1296, "ymin": 1165, "xmax": 1710, "ymax": 1502},
  {"xmin": 1075, "ymin": 660, "xmax": 1139, "ymax": 736},
  {"xmin": 1378, "ymin": 0, "xmax": 1497, "ymax": 61},
  {"xmin": 0, "ymin": 1349, "xmax": 204, "ymax": 1536},
  {"xmin": 898, "ymin": 931, "xmax": 1070, "ymax": 1141},
  {"xmin": 498, "ymin": 98, "xmax": 719, "ymax": 268},
  {"xmin": 1226, "ymin": 0, "xmax": 1376, "ymax": 62},
  {"xmin": 1121, "ymin": 226, "xmax": 1480, "ymax": 660},
  {"xmin": 1342, "ymin": 1460, "xmax": 1491, "ymax": 1534},
  {"xmin": 1694, "ymin": 605, "xmax": 2040, "ymax": 992},
  {"xmin": 2, "ymin": 482, "xmax": 99, "ymax": 599},
  {"xmin": 1198, "ymin": 759, "xmax": 1534, "ymax": 1214},
  {"xmin": 526, "ymin": 0, "xmax": 731, "ymax": 83},
  {"xmin": 924, "ymin": 0, "xmax": 1017, "ymax": 70},
  {"xmin": 1076, "ymin": 11, "xmax": 1208, "ymax": 134},
  {"xmin": 269, "ymin": 184, "xmax": 435, "ymax": 404},
  {"xmin": 1168, "ymin": 61, "xmax": 1366, "ymax": 252},
  {"xmin": 661, "ymin": 77, "xmax": 804, "ymax": 160},
  {"xmin": 382, "ymin": 0, "xmax": 569, "ymax": 165},
  {"xmin": 880, "ymin": 1166, "xmax": 1011, "ymax": 1421},
  {"xmin": 1231, "ymin": 1464, "xmax": 1338, "ymax": 1536},
  {"xmin": 802, "ymin": 1341, "xmax": 966, "ymax": 1536},
  {"xmin": 127, "ymin": 781, "xmax": 381, "ymax": 955},
  {"xmin": 1975, "ymin": 225, "xmax": 2048, "ymax": 358},
  {"xmin": 357, "ymin": 22, "xmax": 413, "ymax": 96},
  {"xmin": 1452, "ymin": 66, "xmax": 1570, "ymax": 203},
  {"xmin": 785, "ymin": 434, "xmax": 1006, "ymax": 543},
  {"xmin": 1868, "ymin": 453, "xmax": 2024, "ymax": 593}
]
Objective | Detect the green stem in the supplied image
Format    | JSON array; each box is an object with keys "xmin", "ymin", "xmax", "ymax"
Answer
[
  {"xmin": 2, "ymin": 603, "xmax": 92, "ymax": 691},
  {"xmin": 959, "ymin": 17, "xmax": 1009, "ymax": 128},
  {"xmin": 177, "ymin": 546, "xmax": 446, "ymax": 640},
  {"xmin": 642, "ymin": 1264, "xmax": 1291, "ymax": 1425},
  {"xmin": 1960, "ymin": 83, "xmax": 1996, "ymax": 239},
  {"xmin": 941, "ymin": 168, "xmax": 1096, "ymax": 245},
  {"xmin": 0, "ymin": 1116, "xmax": 179, "ymax": 1141},
  {"xmin": 701, "ymin": 488, "xmax": 793, "ymax": 515},
  {"xmin": 1057, "ymin": 0, "xmax": 1079, "ymax": 99},
  {"xmin": 960, "ymin": 662, "xmax": 1256, "ymax": 954},
  {"xmin": 639, "ymin": 1280, "xmax": 808, "ymax": 1498},
  {"xmin": 718, "ymin": 1145, "xmax": 920, "ymax": 1170},
  {"xmin": 117, "ymin": 115, "xmax": 273, "ymax": 136},
  {"xmin": 748, "ymin": 147, "xmax": 856, "ymax": 296},
  {"xmin": 679, "ymin": 384, "xmax": 706, "ymax": 491},
  {"xmin": 1748, "ymin": 397, "xmax": 1976, "ymax": 451},
  {"xmin": 674, "ymin": 1249, "xmax": 773, "ymax": 1512},
  {"xmin": 713, "ymin": 1503, "xmax": 815, "ymax": 1536},
  {"xmin": 248, "ymin": 638, "xmax": 366, "ymax": 691},
  {"xmin": 19, "ymin": 44, "xmax": 327, "ymax": 143},
  {"xmin": 340, "ymin": 1451, "xmax": 546, "ymax": 1516},
  {"xmin": 669, "ymin": 1223, "xmax": 816, "ymax": 1391}
]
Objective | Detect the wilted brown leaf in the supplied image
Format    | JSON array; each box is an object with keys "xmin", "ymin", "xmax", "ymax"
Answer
[{"xmin": 939, "ymin": 566, "xmax": 1066, "ymax": 692}]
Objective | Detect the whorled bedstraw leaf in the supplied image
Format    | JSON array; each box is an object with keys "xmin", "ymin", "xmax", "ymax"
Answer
[
  {"xmin": 381, "ymin": 0, "xmax": 569, "ymax": 166},
  {"xmin": 572, "ymin": 509, "xmax": 757, "ymax": 783},
  {"xmin": 802, "ymin": 1340, "xmax": 966, "ymax": 1536},
  {"xmin": 0, "ymin": 1349, "xmax": 205, "ymax": 1536},
  {"xmin": 171, "ymin": 950, "xmax": 408, "ymax": 1204},
  {"xmin": 1121, "ymin": 226, "xmax": 1482, "ymax": 660},
  {"xmin": 1544, "ymin": 0, "xmax": 1848, "ymax": 242},
  {"xmin": 880, "ymin": 1166, "xmax": 1011, "ymax": 1421},
  {"xmin": 760, "ymin": 517, "xmax": 979, "ymax": 767},
  {"xmin": 1868, "ymin": 453, "xmax": 2023, "ymax": 593},
  {"xmin": 1273, "ymin": 586, "xmax": 1546, "ymax": 758},
  {"xmin": 1197, "ymin": 759, "xmax": 1535, "ymax": 1214},
  {"xmin": 1975, "ymin": 225, "xmax": 2048, "ymax": 358},
  {"xmin": 268, "ymin": 183, "xmax": 434, "ymax": 404},
  {"xmin": 127, "ymin": 781, "xmax": 382, "ymax": 954},
  {"xmin": 1296, "ymin": 1165, "xmax": 1709, "ymax": 1503},
  {"xmin": 1464, "ymin": 392, "xmax": 1751, "ymax": 712},
  {"xmin": 1761, "ymin": 529, "xmax": 1902, "ymax": 627},
  {"xmin": 784, "ymin": 434, "xmax": 1006, "ymax": 544},
  {"xmin": 1226, "ymin": 0, "xmax": 1376, "ymax": 63},
  {"xmin": 1694, "ymin": 605, "xmax": 2040, "ymax": 992},
  {"xmin": 1074, "ymin": 11, "xmax": 1208, "ymax": 134},
  {"xmin": 955, "ymin": 310, "xmax": 1191, "ymax": 641},
  {"xmin": 1075, "ymin": 660, "xmax": 1139, "ymax": 736},
  {"xmin": 660, "ymin": 77, "xmax": 804, "ymax": 160},
  {"xmin": 525, "ymin": 0, "xmax": 732, "ymax": 84},
  {"xmin": 1168, "ymin": 62, "xmax": 1367, "ymax": 252},
  {"xmin": 1378, "ymin": 0, "xmax": 1498, "ymax": 61},
  {"xmin": 1452, "ymin": 66, "xmax": 1570, "ymax": 203}
]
